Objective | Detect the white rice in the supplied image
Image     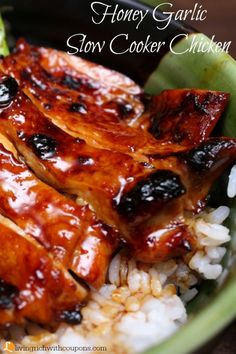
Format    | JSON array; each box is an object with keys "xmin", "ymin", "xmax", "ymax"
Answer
[
  {"xmin": 227, "ymin": 165, "xmax": 236, "ymax": 198},
  {"xmin": 1, "ymin": 164, "xmax": 235, "ymax": 354}
]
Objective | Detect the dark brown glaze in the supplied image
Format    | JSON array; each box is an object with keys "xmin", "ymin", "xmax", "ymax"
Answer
[
  {"xmin": 132, "ymin": 224, "xmax": 195, "ymax": 263},
  {"xmin": 179, "ymin": 138, "xmax": 236, "ymax": 212},
  {"xmin": 0, "ymin": 40, "xmax": 235, "ymax": 268},
  {"xmin": 0, "ymin": 216, "xmax": 87, "ymax": 326},
  {"xmin": 71, "ymin": 219, "xmax": 119, "ymax": 288},
  {"xmin": 0, "ymin": 308, "xmax": 17, "ymax": 326},
  {"xmin": 0, "ymin": 39, "xmax": 194, "ymax": 159},
  {"xmin": 0, "ymin": 76, "xmax": 18, "ymax": 107},
  {"xmin": 0, "ymin": 76, "xmax": 177, "ymax": 233},
  {"xmin": 129, "ymin": 137, "xmax": 236, "ymax": 262},
  {"xmin": 0, "ymin": 74, "xmax": 198, "ymax": 265},
  {"xmin": 116, "ymin": 170, "xmax": 186, "ymax": 221},
  {"xmin": 134, "ymin": 89, "xmax": 229, "ymax": 145},
  {"xmin": 0, "ymin": 279, "xmax": 18, "ymax": 310},
  {"xmin": 0, "ymin": 140, "xmax": 118, "ymax": 288},
  {"xmin": 126, "ymin": 196, "xmax": 196, "ymax": 263},
  {"xmin": 37, "ymin": 45, "xmax": 144, "ymax": 120},
  {"xmin": 0, "ymin": 73, "xmax": 235, "ymax": 264},
  {"xmin": 150, "ymin": 138, "xmax": 236, "ymax": 214}
]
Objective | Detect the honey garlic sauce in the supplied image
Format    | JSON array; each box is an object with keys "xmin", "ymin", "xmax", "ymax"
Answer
[
  {"xmin": 0, "ymin": 142, "xmax": 86, "ymax": 262},
  {"xmin": 0, "ymin": 138, "xmax": 118, "ymax": 288},
  {"xmin": 0, "ymin": 215, "xmax": 88, "ymax": 325},
  {"xmin": 0, "ymin": 77, "xmax": 215, "ymax": 266},
  {"xmin": 0, "ymin": 85, "xmax": 156, "ymax": 230},
  {"xmin": 0, "ymin": 40, "xmax": 189, "ymax": 159}
]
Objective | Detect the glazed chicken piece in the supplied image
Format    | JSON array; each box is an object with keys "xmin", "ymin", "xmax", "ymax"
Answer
[
  {"xmin": 133, "ymin": 89, "xmax": 229, "ymax": 146},
  {"xmin": 128, "ymin": 137, "xmax": 236, "ymax": 261},
  {"xmin": 0, "ymin": 214, "xmax": 87, "ymax": 326},
  {"xmin": 0, "ymin": 74, "xmax": 235, "ymax": 264},
  {"xmin": 0, "ymin": 39, "xmax": 198, "ymax": 160},
  {"xmin": 0, "ymin": 136, "xmax": 118, "ymax": 288},
  {"xmin": 0, "ymin": 76, "xmax": 172, "ymax": 232},
  {"xmin": 0, "ymin": 40, "xmax": 234, "ymax": 264}
]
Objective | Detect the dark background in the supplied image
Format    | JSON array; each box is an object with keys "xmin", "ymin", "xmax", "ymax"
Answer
[{"xmin": 172, "ymin": 0, "xmax": 235, "ymax": 57}]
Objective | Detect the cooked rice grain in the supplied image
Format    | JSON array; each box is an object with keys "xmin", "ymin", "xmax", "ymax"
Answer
[{"xmin": 227, "ymin": 165, "xmax": 236, "ymax": 198}]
